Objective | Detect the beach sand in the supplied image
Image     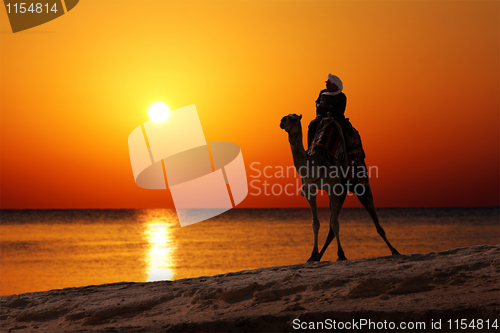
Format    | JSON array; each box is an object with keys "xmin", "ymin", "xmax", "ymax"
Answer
[{"xmin": 1, "ymin": 244, "xmax": 499, "ymax": 332}]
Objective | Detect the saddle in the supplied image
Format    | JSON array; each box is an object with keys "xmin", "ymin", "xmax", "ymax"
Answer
[{"xmin": 307, "ymin": 116, "xmax": 368, "ymax": 185}]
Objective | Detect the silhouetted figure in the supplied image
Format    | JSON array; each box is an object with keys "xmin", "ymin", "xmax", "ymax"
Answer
[{"xmin": 307, "ymin": 74, "xmax": 354, "ymax": 149}]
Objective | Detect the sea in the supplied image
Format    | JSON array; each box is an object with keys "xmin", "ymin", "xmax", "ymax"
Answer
[{"xmin": 1, "ymin": 208, "xmax": 499, "ymax": 296}]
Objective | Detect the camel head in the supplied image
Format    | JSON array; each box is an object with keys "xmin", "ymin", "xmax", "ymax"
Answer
[{"xmin": 280, "ymin": 114, "xmax": 302, "ymax": 133}]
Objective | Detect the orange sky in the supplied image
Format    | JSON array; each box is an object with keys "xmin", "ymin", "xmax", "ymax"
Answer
[{"xmin": 1, "ymin": 0, "xmax": 499, "ymax": 209}]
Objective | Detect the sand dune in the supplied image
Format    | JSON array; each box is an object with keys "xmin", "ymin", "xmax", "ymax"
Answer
[{"xmin": 1, "ymin": 245, "xmax": 499, "ymax": 332}]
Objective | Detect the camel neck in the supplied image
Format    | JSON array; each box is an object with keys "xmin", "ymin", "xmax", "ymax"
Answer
[{"xmin": 288, "ymin": 128, "xmax": 308, "ymax": 174}]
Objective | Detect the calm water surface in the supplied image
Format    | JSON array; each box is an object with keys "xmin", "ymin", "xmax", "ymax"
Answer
[{"xmin": 1, "ymin": 208, "xmax": 498, "ymax": 295}]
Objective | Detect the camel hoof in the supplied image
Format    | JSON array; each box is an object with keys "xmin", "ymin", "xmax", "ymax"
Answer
[
  {"xmin": 307, "ymin": 252, "xmax": 320, "ymax": 262},
  {"xmin": 337, "ymin": 256, "xmax": 348, "ymax": 261},
  {"xmin": 392, "ymin": 250, "xmax": 401, "ymax": 256}
]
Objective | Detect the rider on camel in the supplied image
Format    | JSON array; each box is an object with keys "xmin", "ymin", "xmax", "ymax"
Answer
[{"xmin": 307, "ymin": 74, "xmax": 355, "ymax": 150}]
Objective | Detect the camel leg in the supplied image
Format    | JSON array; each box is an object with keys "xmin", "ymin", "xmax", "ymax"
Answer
[
  {"xmin": 329, "ymin": 194, "xmax": 347, "ymax": 261},
  {"xmin": 356, "ymin": 184, "xmax": 401, "ymax": 255},
  {"xmin": 317, "ymin": 191, "xmax": 347, "ymax": 261},
  {"xmin": 306, "ymin": 193, "xmax": 321, "ymax": 262}
]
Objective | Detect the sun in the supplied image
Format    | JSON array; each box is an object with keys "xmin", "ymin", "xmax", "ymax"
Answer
[{"xmin": 148, "ymin": 102, "xmax": 171, "ymax": 123}]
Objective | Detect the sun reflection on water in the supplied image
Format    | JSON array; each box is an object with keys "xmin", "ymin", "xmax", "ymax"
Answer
[{"xmin": 144, "ymin": 219, "xmax": 176, "ymax": 282}]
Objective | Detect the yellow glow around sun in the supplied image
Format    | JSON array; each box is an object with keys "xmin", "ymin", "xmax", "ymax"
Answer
[{"xmin": 148, "ymin": 102, "xmax": 171, "ymax": 123}]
